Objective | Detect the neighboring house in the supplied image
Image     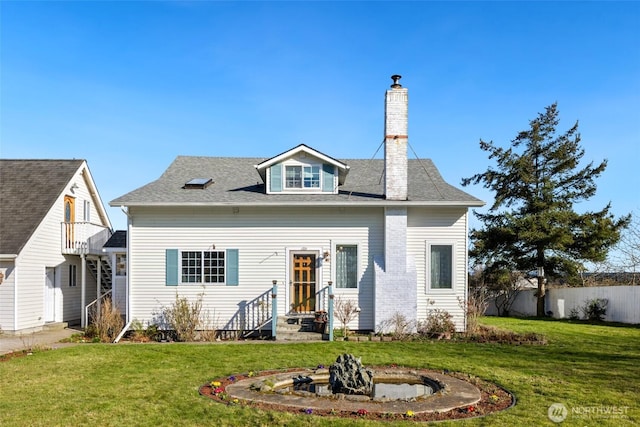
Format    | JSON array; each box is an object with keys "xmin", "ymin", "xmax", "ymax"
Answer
[
  {"xmin": 0, "ymin": 160, "xmax": 112, "ymax": 333},
  {"xmin": 111, "ymin": 76, "xmax": 484, "ymax": 337}
]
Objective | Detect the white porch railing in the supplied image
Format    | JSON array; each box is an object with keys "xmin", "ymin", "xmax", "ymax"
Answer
[
  {"xmin": 224, "ymin": 289, "xmax": 273, "ymax": 338},
  {"xmin": 61, "ymin": 222, "xmax": 112, "ymax": 255},
  {"xmin": 315, "ymin": 285, "xmax": 331, "ymax": 312}
]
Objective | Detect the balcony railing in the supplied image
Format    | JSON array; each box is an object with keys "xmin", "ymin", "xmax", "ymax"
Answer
[{"xmin": 61, "ymin": 222, "xmax": 112, "ymax": 255}]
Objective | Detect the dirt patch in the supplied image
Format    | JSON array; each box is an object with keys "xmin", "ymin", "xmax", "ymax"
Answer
[
  {"xmin": 200, "ymin": 366, "xmax": 514, "ymax": 422},
  {"xmin": 0, "ymin": 350, "xmax": 35, "ymax": 362}
]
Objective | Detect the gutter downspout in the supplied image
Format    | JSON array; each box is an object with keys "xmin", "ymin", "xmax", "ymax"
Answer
[{"xmin": 114, "ymin": 320, "xmax": 132, "ymax": 343}]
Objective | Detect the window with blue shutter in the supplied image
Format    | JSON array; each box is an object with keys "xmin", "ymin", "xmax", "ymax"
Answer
[
  {"xmin": 169, "ymin": 249, "xmax": 239, "ymax": 285},
  {"xmin": 322, "ymin": 164, "xmax": 335, "ymax": 192},
  {"xmin": 270, "ymin": 164, "xmax": 282, "ymax": 192},
  {"xmin": 165, "ymin": 249, "xmax": 179, "ymax": 286},
  {"xmin": 226, "ymin": 249, "xmax": 239, "ymax": 286}
]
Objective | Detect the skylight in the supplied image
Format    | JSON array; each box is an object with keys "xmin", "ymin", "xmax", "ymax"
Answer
[{"xmin": 183, "ymin": 178, "xmax": 213, "ymax": 189}]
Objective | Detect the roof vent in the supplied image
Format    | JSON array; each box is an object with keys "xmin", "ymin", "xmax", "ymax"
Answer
[{"xmin": 183, "ymin": 178, "xmax": 213, "ymax": 189}]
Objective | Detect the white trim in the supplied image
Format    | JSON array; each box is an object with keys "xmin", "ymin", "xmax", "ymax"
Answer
[
  {"xmin": 425, "ymin": 240, "xmax": 457, "ymax": 294},
  {"xmin": 332, "ymin": 241, "xmax": 361, "ymax": 290},
  {"xmin": 44, "ymin": 267, "xmax": 54, "ymax": 322},
  {"xmin": 282, "ymin": 161, "xmax": 324, "ymax": 193},
  {"xmin": 80, "ymin": 163, "xmax": 112, "ymax": 229},
  {"xmin": 113, "ymin": 200, "xmax": 486, "ymax": 208},
  {"xmin": 255, "ymin": 144, "xmax": 348, "ymax": 171},
  {"xmin": 178, "ymin": 249, "xmax": 227, "ymax": 285}
]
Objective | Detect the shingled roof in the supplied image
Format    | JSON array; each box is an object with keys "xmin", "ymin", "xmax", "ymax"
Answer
[
  {"xmin": 103, "ymin": 230, "xmax": 127, "ymax": 249},
  {"xmin": 0, "ymin": 159, "xmax": 85, "ymax": 255},
  {"xmin": 111, "ymin": 155, "xmax": 483, "ymax": 207}
]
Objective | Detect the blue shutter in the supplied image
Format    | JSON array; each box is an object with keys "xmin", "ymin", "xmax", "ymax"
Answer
[
  {"xmin": 166, "ymin": 249, "xmax": 178, "ymax": 286},
  {"xmin": 270, "ymin": 164, "xmax": 282, "ymax": 192},
  {"xmin": 322, "ymin": 164, "xmax": 335, "ymax": 193},
  {"xmin": 226, "ymin": 249, "xmax": 239, "ymax": 286}
]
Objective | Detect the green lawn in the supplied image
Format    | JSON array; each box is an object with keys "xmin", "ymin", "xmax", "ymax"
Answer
[{"xmin": 1, "ymin": 317, "xmax": 638, "ymax": 426}]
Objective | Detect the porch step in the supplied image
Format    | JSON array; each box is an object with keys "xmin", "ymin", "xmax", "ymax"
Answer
[
  {"xmin": 277, "ymin": 331, "xmax": 325, "ymax": 341},
  {"xmin": 43, "ymin": 322, "xmax": 68, "ymax": 331},
  {"xmin": 275, "ymin": 315, "xmax": 325, "ymax": 341}
]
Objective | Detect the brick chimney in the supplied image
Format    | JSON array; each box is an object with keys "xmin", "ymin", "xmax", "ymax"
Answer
[{"xmin": 384, "ymin": 74, "xmax": 408, "ymax": 201}]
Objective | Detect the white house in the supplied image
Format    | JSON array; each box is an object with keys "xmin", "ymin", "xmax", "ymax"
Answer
[
  {"xmin": 111, "ymin": 76, "xmax": 484, "ymax": 338},
  {"xmin": 0, "ymin": 160, "xmax": 113, "ymax": 334}
]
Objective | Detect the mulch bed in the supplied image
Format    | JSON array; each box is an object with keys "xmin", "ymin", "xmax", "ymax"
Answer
[
  {"xmin": 0, "ymin": 350, "xmax": 35, "ymax": 362},
  {"xmin": 199, "ymin": 366, "xmax": 514, "ymax": 422}
]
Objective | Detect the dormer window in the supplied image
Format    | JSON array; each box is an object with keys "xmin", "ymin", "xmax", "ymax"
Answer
[
  {"xmin": 285, "ymin": 165, "xmax": 320, "ymax": 189},
  {"xmin": 254, "ymin": 144, "xmax": 350, "ymax": 195}
]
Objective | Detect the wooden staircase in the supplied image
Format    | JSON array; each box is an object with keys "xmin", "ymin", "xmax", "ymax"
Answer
[
  {"xmin": 275, "ymin": 315, "xmax": 325, "ymax": 341},
  {"xmin": 87, "ymin": 258, "xmax": 112, "ymax": 294}
]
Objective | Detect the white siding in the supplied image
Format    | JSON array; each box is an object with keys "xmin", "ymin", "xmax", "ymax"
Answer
[
  {"xmin": 128, "ymin": 206, "xmax": 384, "ymax": 330},
  {"xmin": 408, "ymin": 207, "xmax": 469, "ymax": 331}
]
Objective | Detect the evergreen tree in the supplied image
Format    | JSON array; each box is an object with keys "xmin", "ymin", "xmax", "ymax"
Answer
[{"xmin": 463, "ymin": 103, "xmax": 630, "ymax": 316}]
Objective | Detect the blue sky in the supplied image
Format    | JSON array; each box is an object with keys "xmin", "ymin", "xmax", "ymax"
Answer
[{"xmin": 1, "ymin": 1, "xmax": 638, "ymax": 232}]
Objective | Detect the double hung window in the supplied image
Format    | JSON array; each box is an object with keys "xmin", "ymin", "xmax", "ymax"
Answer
[
  {"xmin": 181, "ymin": 251, "xmax": 225, "ymax": 283},
  {"xmin": 429, "ymin": 244, "xmax": 453, "ymax": 290},
  {"xmin": 335, "ymin": 244, "xmax": 358, "ymax": 288},
  {"xmin": 166, "ymin": 248, "xmax": 238, "ymax": 286},
  {"xmin": 285, "ymin": 165, "xmax": 320, "ymax": 189}
]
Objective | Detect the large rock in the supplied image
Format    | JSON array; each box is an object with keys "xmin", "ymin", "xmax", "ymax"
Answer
[{"xmin": 329, "ymin": 353, "xmax": 374, "ymax": 395}]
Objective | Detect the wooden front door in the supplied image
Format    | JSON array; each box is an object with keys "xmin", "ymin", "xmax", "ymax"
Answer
[{"xmin": 290, "ymin": 253, "xmax": 316, "ymax": 313}]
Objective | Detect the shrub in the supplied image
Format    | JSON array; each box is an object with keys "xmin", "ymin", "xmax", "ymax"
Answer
[
  {"xmin": 198, "ymin": 308, "xmax": 220, "ymax": 342},
  {"xmin": 90, "ymin": 298, "xmax": 124, "ymax": 343},
  {"xmin": 581, "ymin": 298, "xmax": 608, "ymax": 321},
  {"xmin": 130, "ymin": 319, "xmax": 161, "ymax": 342},
  {"xmin": 375, "ymin": 312, "xmax": 413, "ymax": 339},
  {"xmin": 334, "ymin": 297, "xmax": 360, "ymax": 337},
  {"xmin": 418, "ymin": 309, "xmax": 456, "ymax": 339},
  {"xmin": 163, "ymin": 293, "xmax": 203, "ymax": 342},
  {"xmin": 458, "ymin": 292, "xmax": 488, "ymax": 334},
  {"xmin": 568, "ymin": 307, "xmax": 581, "ymax": 320}
]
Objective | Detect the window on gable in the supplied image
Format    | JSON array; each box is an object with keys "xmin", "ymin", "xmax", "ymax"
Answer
[
  {"xmin": 181, "ymin": 250, "xmax": 225, "ymax": 284},
  {"xmin": 83, "ymin": 200, "xmax": 91, "ymax": 222},
  {"xmin": 429, "ymin": 244, "xmax": 453, "ymax": 289},
  {"xmin": 285, "ymin": 165, "xmax": 320, "ymax": 189},
  {"xmin": 336, "ymin": 244, "xmax": 358, "ymax": 288}
]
